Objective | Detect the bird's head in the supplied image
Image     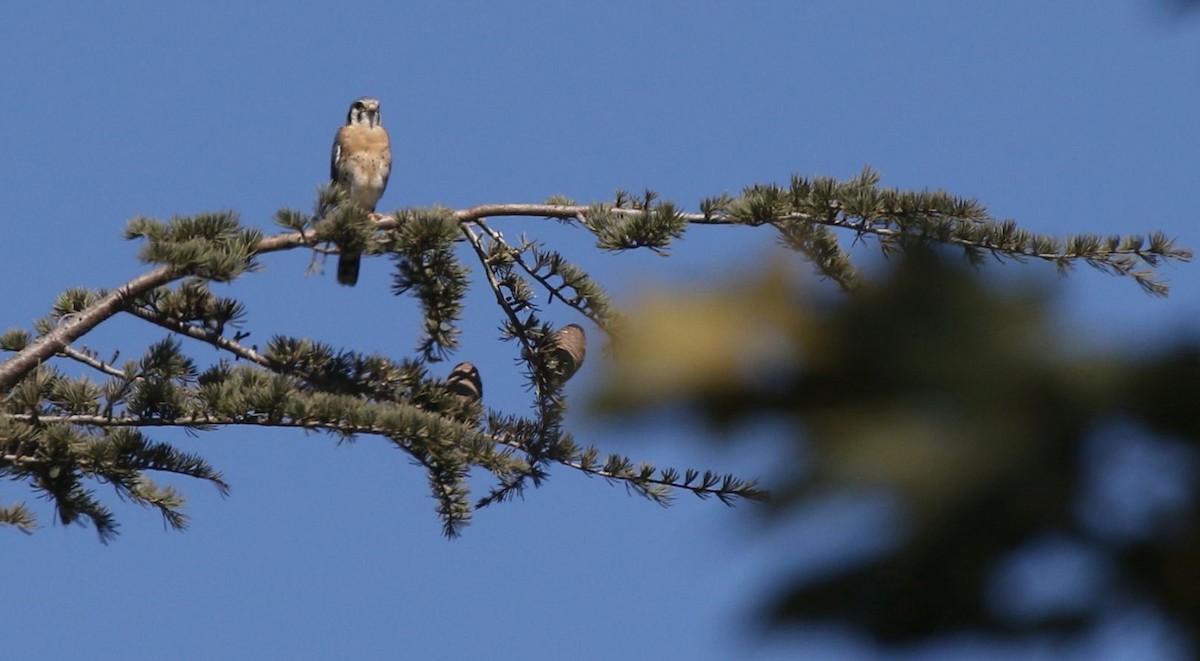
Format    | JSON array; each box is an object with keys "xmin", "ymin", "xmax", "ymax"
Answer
[{"xmin": 346, "ymin": 97, "xmax": 382, "ymax": 128}]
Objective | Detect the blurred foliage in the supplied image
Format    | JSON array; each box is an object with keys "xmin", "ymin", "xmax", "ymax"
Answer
[{"xmin": 594, "ymin": 246, "xmax": 1199, "ymax": 648}]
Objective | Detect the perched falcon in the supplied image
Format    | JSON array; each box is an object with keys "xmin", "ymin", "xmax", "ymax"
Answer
[
  {"xmin": 550, "ymin": 324, "xmax": 587, "ymax": 385},
  {"xmin": 446, "ymin": 361, "xmax": 483, "ymax": 402},
  {"xmin": 331, "ymin": 96, "xmax": 391, "ymax": 286}
]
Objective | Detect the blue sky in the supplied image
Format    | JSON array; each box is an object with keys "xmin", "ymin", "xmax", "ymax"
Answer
[{"xmin": 2, "ymin": 2, "xmax": 1199, "ymax": 659}]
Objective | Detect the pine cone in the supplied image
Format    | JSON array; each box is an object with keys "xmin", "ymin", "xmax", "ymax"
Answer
[{"xmin": 550, "ymin": 324, "xmax": 586, "ymax": 384}]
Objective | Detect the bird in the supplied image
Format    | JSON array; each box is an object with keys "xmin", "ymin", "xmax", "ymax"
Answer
[
  {"xmin": 446, "ymin": 361, "xmax": 483, "ymax": 402},
  {"xmin": 550, "ymin": 324, "xmax": 586, "ymax": 385},
  {"xmin": 330, "ymin": 96, "xmax": 391, "ymax": 286}
]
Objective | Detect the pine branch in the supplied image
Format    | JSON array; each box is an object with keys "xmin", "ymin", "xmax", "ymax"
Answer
[
  {"xmin": 5, "ymin": 411, "xmax": 487, "ymax": 450},
  {"xmin": 563, "ymin": 451, "xmax": 768, "ymax": 506},
  {"xmin": 2, "ymin": 169, "xmax": 1186, "ymax": 540},
  {"xmin": 474, "ymin": 219, "xmax": 617, "ymax": 330},
  {"xmin": 460, "ymin": 222, "xmax": 573, "ymax": 496},
  {"xmin": 5, "ymin": 177, "xmax": 1183, "ymax": 390},
  {"xmin": 122, "ymin": 302, "xmax": 272, "ymax": 368},
  {"xmin": 0, "ymin": 502, "xmax": 37, "ymax": 534},
  {"xmin": 460, "ymin": 224, "xmax": 576, "ymax": 479},
  {"xmin": 3, "ymin": 413, "xmax": 761, "ymax": 506},
  {"xmin": 58, "ymin": 345, "xmax": 127, "ymax": 380},
  {"xmin": 460, "ymin": 223, "xmax": 552, "ymax": 395},
  {"xmin": 388, "ymin": 208, "xmax": 469, "ymax": 361},
  {"xmin": 0, "ymin": 266, "xmax": 176, "ymax": 391}
]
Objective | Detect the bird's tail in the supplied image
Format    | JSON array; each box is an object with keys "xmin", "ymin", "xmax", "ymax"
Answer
[{"xmin": 337, "ymin": 253, "xmax": 361, "ymax": 286}]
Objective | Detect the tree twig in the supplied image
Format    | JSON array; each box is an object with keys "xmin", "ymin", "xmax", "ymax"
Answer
[
  {"xmin": 121, "ymin": 304, "xmax": 272, "ymax": 369},
  {"xmin": 0, "ymin": 267, "xmax": 175, "ymax": 391},
  {"xmin": 4, "ymin": 413, "xmax": 761, "ymax": 502},
  {"xmin": 459, "ymin": 222, "xmax": 549, "ymax": 393},
  {"xmin": 473, "ymin": 219, "xmax": 607, "ymax": 328},
  {"xmin": 58, "ymin": 345, "xmax": 127, "ymax": 379},
  {"xmin": 3, "ymin": 201, "xmax": 1185, "ymax": 392}
]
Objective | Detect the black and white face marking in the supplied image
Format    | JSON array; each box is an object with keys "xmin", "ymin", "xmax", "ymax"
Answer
[{"xmin": 347, "ymin": 97, "xmax": 381, "ymax": 128}]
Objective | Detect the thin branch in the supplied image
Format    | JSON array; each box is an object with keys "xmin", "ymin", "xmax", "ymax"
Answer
[
  {"xmin": 4, "ymin": 201, "xmax": 1180, "ymax": 393},
  {"xmin": 0, "ymin": 206, "xmax": 583, "ymax": 392},
  {"xmin": 0, "ymin": 451, "xmax": 40, "ymax": 469},
  {"xmin": 557, "ymin": 454, "xmax": 766, "ymax": 504},
  {"xmin": 58, "ymin": 345, "xmax": 126, "ymax": 379},
  {"xmin": 813, "ymin": 214, "xmax": 1174, "ymax": 263},
  {"xmin": 473, "ymin": 219, "xmax": 607, "ymax": 328},
  {"xmin": 0, "ymin": 267, "xmax": 175, "ymax": 391},
  {"xmin": 458, "ymin": 221, "xmax": 567, "ymax": 472},
  {"xmin": 459, "ymin": 222, "xmax": 549, "ymax": 393},
  {"xmin": 121, "ymin": 304, "xmax": 272, "ymax": 368},
  {"xmin": 0, "ymin": 226, "xmax": 319, "ymax": 391},
  {"xmin": 3, "ymin": 413, "xmax": 759, "ymax": 502}
]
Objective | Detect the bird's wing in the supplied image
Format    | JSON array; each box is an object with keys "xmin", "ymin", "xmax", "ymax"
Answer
[
  {"xmin": 379, "ymin": 129, "xmax": 392, "ymax": 191},
  {"xmin": 330, "ymin": 126, "xmax": 348, "ymax": 182}
]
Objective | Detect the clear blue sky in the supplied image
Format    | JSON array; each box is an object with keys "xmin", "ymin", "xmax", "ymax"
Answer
[{"xmin": 2, "ymin": 3, "xmax": 1198, "ymax": 659}]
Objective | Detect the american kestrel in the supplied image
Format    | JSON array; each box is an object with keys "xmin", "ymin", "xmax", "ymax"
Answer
[
  {"xmin": 550, "ymin": 324, "xmax": 586, "ymax": 385},
  {"xmin": 446, "ymin": 361, "xmax": 483, "ymax": 402},
  {"xmin": 331, "ymin": 96, "xmax": 391, "ymax": 286}
]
